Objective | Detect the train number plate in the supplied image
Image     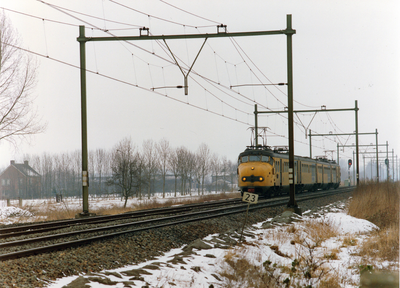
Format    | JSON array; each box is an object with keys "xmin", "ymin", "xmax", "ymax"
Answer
[{"xmin": 242, "ymin": 192, "xmax": 258, "ymax": 204}]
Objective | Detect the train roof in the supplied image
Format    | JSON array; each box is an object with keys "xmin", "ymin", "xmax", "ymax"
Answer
[{"xmin": 239, "ymin": 145, "xmax": 338, "ymax": 166}]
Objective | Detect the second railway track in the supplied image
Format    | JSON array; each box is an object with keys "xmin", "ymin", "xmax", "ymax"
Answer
[{"xmin": 0, "ymin": 187, "xmax": 354, "ymax": 261}]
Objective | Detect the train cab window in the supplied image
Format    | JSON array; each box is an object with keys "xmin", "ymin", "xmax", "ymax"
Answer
[
  {"xmin": 249, "ymin": 155, "xmax": 261, "ymax": 162},
  {"xmin": 241, "ymin": 155, "xmax": 273, "ymax": 164}
]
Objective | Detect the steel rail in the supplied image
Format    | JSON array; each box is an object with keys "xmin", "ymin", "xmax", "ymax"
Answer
[
  {"xmin": 0, "ymin": 197, "xmax": 242, "ymax": 237},
  {"xmin": 0, "ymin": 187, "xmax": 353, "ymax": 261}
]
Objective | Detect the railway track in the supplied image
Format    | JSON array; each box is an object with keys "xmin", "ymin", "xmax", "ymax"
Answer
[
  {"xmin": 0, "ymin": 197, "xmax": 242, "ymax": 239},
  {"xmin": 0, "ymin": 187, "xmax": 354, "ymax": 261}
]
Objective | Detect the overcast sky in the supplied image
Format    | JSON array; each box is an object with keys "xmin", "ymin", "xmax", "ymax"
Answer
[{"xmin": 0, "ymin": 0, "xmax": 399, "ymax": 173}]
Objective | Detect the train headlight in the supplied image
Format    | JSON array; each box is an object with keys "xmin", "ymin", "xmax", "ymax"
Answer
[
  {"xmin": 242, "ymin": 177, "xmax": 247, "ymax": 182},
  {"xmin": 259, "ymin": 177, "xmax": 264, "ymax": 181}
]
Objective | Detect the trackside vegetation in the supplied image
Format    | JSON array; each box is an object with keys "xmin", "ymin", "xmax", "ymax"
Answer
[{"xmin": 218, "ymin": 181, "xmax": 399, "ymax": 287}]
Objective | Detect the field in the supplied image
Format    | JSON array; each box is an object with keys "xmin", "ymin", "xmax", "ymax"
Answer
[
  {"xmin": 1, "ymin": 183, "xmax": 399, "ymax": 287},
  {"xmin": 216, "ymin": 181, "xmax": 399, "ymax": 287},
  {"xmin": 0, "ymin": 191, "xmax": 240, "ymax": 225}
]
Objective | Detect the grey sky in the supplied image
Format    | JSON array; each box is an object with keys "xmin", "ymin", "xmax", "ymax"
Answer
[{"xmin": 0, "ymin": 0, "xmax": 399, "ymax": 171}]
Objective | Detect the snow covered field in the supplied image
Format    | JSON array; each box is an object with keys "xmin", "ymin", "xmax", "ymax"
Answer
[
  {"xmin": 0, "ymin": 192, "xmax": 220, "ymax": 225},
  {"xmin": 1, "ymin": 196, "xmax": 398, "ymax": 287}
]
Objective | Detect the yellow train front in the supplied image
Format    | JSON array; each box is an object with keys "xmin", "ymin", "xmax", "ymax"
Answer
[
  {"xmin": 237, "ymin": 146, "xmax": 276, "ymax": 197},
  {"xmin": 238, "ymin": 146, "xmax": 341, "ymax": 198}
]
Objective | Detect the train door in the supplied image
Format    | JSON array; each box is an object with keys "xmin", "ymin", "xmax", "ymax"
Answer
[
  {"xmin": 327, "ymin": 165, "xmax": 331, "ymax": 183},
  {"xmin": 321, "ymin": 166, "xmax": 324, "ymax": 184},
  {"xmin": 311, "ymin": 164, "xmax": 316, "ymax": 183},
  {"xmin": 298, "ymin": 161, "xmax": 302, "ymax": 184},
  {"xmin": 332, "ymin": 166, "xmax": 337, "ymax": 183}
]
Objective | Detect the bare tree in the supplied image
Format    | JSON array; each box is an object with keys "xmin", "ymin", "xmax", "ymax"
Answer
[
  {"xmin": 94, "ymin": 148, "xmax": 109, "ymax": 195},
  {"xmin": 194, "ymin": 153, "xmax": 202, "ymax": 195},
  {"xmin": 176, "ymin": 146, "xmax": 189, "ymax": 195},
  {"xmin": 71, "ymin": 150, "xmax": 82, "ymax": 197},
  {"xmin": 142, "ymin": 139, "xmax": 159, "ymax": 199},
  {"xmin": 197, "ymin": 143, "xmax": 210, "ymax": 195},
  {"xmin": 185, "ymin": 150, "xmax": 197, "ymax": 195},
  {"xmin": 38, "ymin": 152, "xmax": 54, "ymax": 198},
  {"xmin": 210, "ymin": 154, "xmax": 221, "ymax": 192},
  {"xmin": 0, "ymin": 13, "xmax": 45, "ymax": 145},
  {"xmin": 156, "ymin": 138, "xmax": 170, "ymax": 198},
  {"xmin": 221, "ymin": 156, "xmax": 229, "ymax": 192},
  {"xmin": 107, "ymin": 138, "xmax": 141, "ymax": 208},
  {"xmin": 53, "ymin": 152, "xmax": 72, "ymax": 198},
  {"xmin": 168, "ymin": 147, "xmax": 179, "ymax": 197},
  {"xmin": 228, "ymin": 159, "xmax": 238, "ymax": 192}
]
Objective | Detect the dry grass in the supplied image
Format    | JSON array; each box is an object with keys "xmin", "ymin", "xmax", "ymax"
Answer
[
  {"xmin": 341, "ymin": 235, "xmax": 358, "ymax": 247},
  {"xmin": 347, "ymin": 181, "xmax": 399, "ymax": 230},
  {"xmin": 130, "ymin": 192, "xmax": 241, "ymax": 212},
  {"xmin": 218, "ymin": 182, "xmax": 400, "ymax": 287},
  {"xmin": 21, "ymin": 192, "xmax": 241, "ymax": 222},
  {"xmin": 264, "ymin": 228, "xmax": 293, "ymax": 246},
  {"xmin": 306, "ymin": 218, "xmax": 339, "ymax": 244},
  {"xmin": 347, "ymin": 181, "xmax": 399, "ymax": 262},
  {"xmin": 296, "ymin": 217, "xmax": 339, "ymax": 247},
  {"xmin": 323, "ymin": 248, "xmax": 340, "ymax": 260},
  {"xmin": 318, "ymin": 273, "xmax": 342, "ymax": 288},
  {"xmin": 219, "ymin": 247, "xmax": 281, "ymax": 288},
  {"xmin": 358, "ymin": 223, "xmax": 399, "ymax": 262}
]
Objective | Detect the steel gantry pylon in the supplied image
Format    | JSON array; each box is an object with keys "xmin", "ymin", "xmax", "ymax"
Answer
[
  {"xmin": 76, "ymin": 15, "xmax": 297, "ymax": 216},
  {"xmin": 307, "ymin": 124, "xmax": 376, "ymax": 187},
  {"xmin": 337, "ymin": 141, "xmax": 386, "ymax": 182},
  {"xmin": 337, "ymin": 142, "xmax": 391, "ymax": 182},
  {"xmin": 255, "ymin": 100, "xmax": 361, "ymax": 186}
]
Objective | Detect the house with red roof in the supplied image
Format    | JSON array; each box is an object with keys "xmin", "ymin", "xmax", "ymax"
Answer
[{"xmin": 0, "ymin": 160, "xmax": 41, "ymax": 199}]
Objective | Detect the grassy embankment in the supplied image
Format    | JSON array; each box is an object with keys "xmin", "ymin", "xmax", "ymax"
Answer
[
  {"xmin": 347, "ymin": 181, "xmax": 399, "ymax": 263},
  {"xmin": 218, "ymin": 182, "xmax": 399, "ymax": 288}
]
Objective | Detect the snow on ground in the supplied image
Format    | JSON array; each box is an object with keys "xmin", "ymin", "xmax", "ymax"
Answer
[
  {"xmin": 0, "ymin": 206, "xmax": 35, "ymax": 225},
  {"xmin": 1, "ymin": 196, "xmax": 397, "ymax": 287},
  {"xmin": 0, "ymin": 191, "xmax": 220, "ymax": 224}
]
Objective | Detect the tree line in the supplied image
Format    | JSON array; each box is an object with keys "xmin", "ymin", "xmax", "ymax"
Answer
[{"xmin": 21, "ymin": 138, "xmax": 237, "ymax": 205}]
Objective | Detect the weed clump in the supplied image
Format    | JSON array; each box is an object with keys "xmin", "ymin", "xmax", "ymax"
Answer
[
  {"xmin": 347, "ymin": 181, "xmax": 399, "ymax": 262},
  {"xmin": 219, "ymin": 248, "xmax": 280, "ymax": 288},
  {"xmin": 347, "ymin": 181, "xmax": 399, "ymax": 230}
]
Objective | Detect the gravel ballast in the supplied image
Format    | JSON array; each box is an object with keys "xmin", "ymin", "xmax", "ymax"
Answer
[{"xmin": 0, "ymin": 191, "xmax": 352, "ymax": 287}]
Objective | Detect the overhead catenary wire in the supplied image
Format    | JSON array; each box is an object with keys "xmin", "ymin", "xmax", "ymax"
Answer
[
  {"xmin": 33, "ymin": 1, "xmax": 269, "ymax": 114},
  {"xmin": 42, "ymin": 19, "xmax": 49, "ymax": 57},
  {"xmin": 36, "ymin": 0, "xmax": 143, "ymax": 29},
  {"xmin": 75, "ymin": 1, "xmax": 349, "ymax": 149},
  {"xmin": 158, "ymin": 0, "xmax": 322, "ymax": 117},
  {"xmin": 7, "ymin": 3, "xmax": 340, "ymax": 153},
  {"xmin": 159, "ymin": 0, "xmax": 220, "ymax": 24},
  {"xmin": 0, "ymin": 6, "xmax": 78, "ymax": 28},
  {"xmin": 0, "ymin": 6, "xmax": 145, "ymax": 32},
  {"xmin": 33, "ymin": 0, "xmax": 323, "ymax": 121},
  {"xmin": 1, "ymin": 40, "xmax": 327, "ymax": 150},
  {"xmin": 109, "ymin": 0, "xmax": 216, "ymax": 29},
  {"xmin": 3, "ymin": 40, "xmax": 252, "ymax": 126}
]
